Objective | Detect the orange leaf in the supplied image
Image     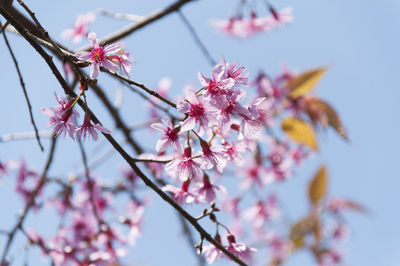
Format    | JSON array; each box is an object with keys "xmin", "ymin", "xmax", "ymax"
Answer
[
  {"xmin": 286, "ymin": 67, "xmax": 328, "ymax": 99},
  {"xmin": 281, "ymin": 117, "xmax": 318, "ymax": 150},
  {"xmin": 308, "ymin": 166, "xmax": 328, "ymax": 204}
]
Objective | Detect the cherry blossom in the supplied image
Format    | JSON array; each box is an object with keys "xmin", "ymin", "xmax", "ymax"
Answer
[
  {"xmin": 151, "ymin": 118, "xmax": 183, "ymax": 153},
  {"xmin": 243, "ymin": 194, "xmax": 280, "ymax": 228},
  {"xmin": 62, "ymin": 12, "xmax": 95, "ymax": 44},
  {"xmin": 75, "ymin": 113, "xmax": 111, "ymax": 141},
  {"xmin": 198, "ymin": 140, "xmax": 227, "ymax": 173},
  {"xmin": 177, "ymin": 89, "xmax": 216, "ymax": 135},
  {"xmin": 225, "ymin": 234, "xmax": 257, "ymax": 263},
  {"xmin": 193, "ymin": 174, "xmax": 226, "ymax": 203},
  {"xmin": 165, "ymin": 147, "xmax": 202, "ymax": 181},
  {"xmin": 41, "ymin": 92, "xmax": 79, "ymax": 138},
  {"xmin": 75, "ymin": 32, "xmax": 123, "ymax": 79},
  {"xmin": 162, "ymin": 179, "xmax": 201, "ymax": 204}
]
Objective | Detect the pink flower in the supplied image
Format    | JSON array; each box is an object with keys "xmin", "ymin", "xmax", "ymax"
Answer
[
  {"xmin": 200, "ymin": 234, "xmax": 223, "ymax": 264},
  {"xmin": 223, "ymin": 141, "xmax": 247, "ymax": 166},
  {"xmin": 15, "ymin": 160, "xmax": 41, "ymax": 207},
  {"xmin": 198, "ymin": 58, "xmax": 235, "ymax": 107},
  {"xmin": 225, "ymin": 61, "xmax": 249, "ymax": 87},
  {"xmin": 264, "ymin": 144, "xmax": 293, "ymax": 183},
  {"xmin": 266, "ymin": 232, "xmax": 292, "ymax": 261},
  {"xmin": 165, "ymin": 147, "xmax": 202, "ymax": 181},
  {"xmin": 62, "ymin": 12, "xmax": 95, "ymax": 44},
  {"xmin": 151, "ymin": 118, "xmax": 183, "ymax": 153},
  {"xmin": 148, "ymin": 77, "xmax": 171, "ymax": 120},
  {"xmin": 0, "ymin": 161, "xmax": 7, "ymax": 176},
  {"xmin": 193, "ymin": 174, "xmax": 226, "ymax": 203},
  {"xmin": 199, "ymin": 140, "xmax": 227, "ymax": 173},
  {"xmin": 243, "ymin": 194, "xmax": 280, "ymax": 228},
  {"xmin": 76, "ymin": 113, "xmax": 111, "ymax": 141},
  {"xmin": 75, "ymin": 32, "xmax": 122, "ymax": 79},
  {"xmin": 110, "ymin": 51, "xmax": 135, "ymax": 77},
  {"xmin": 239, "ymin": 157, "xmax": 266, "ymax": 189},
  {"xmin": 221, "ymin": 196, "xmax": 241, "ymax": 218},
  {"xmin": 211, "ymin": 7, "xmax": 293, "ymax": 38},
  {"xmin": 177, "ymin": 89, "xmax": 216, "ymax": 135},
  {"xmin": 41, "ymin": 92, "xmax": 79, "ymax": 138},
  {"xmin": 122, "ymin": 202, "xmax": 145, "ymax": 246},
  {"xmin": 225, "ymin": 234, "xmax": 257, "ymax": 263},
  {"xmin": 258, "ymin": 7, "xmax": 294, "ymax": 33},
  {"xmin": 216, "ymin": 89, "xmax": 250, "ymax": 132},
  {"xmin": 162, "ymin": 179, "xmax": 200, "ymax": 204},
  {"xmin": 240, "ymin": 97, "xmax": 266, "ymax": 140}
]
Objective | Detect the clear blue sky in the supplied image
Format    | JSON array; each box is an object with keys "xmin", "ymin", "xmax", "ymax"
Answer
[{"xmin": 1, "ymin": 0, "xmax": 399, "ymax": 265}]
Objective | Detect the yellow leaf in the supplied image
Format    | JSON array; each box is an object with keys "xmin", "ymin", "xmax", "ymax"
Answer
[
  {"xmin": 308, "ymin": 166, "xmax": 328, "ymax": 204},
  {"xmin": 286, "ymin": 67, "xmax": 328, "ymax": 99},
  {"xmin": 281, "ymin": 117, "xmax": 318, "ymax": 150}
]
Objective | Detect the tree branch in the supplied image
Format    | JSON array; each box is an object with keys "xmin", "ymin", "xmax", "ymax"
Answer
[
  {"xmin": 0, "ymin": 18, "xmax": 44, "ymax": 151},
  {"xmin": 0, "ymin": 135, "xmax": 57, "ymax": 265},
  {"xmin": 77, "ymin": 0, "xmax": 198, "ymax": 51}
]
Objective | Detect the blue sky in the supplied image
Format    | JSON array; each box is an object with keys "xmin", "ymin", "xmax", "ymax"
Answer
[{"xmin": 1, "ymin": 0, "xmax": 400, "ymax": 265}]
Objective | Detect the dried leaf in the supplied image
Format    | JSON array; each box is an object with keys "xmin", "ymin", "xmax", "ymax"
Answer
[
  {"xmin": 290, "ymin": 216, "xmax": 316, "ymax": 249},
  {"xmin": 281, "ymin": 117, "xmax": 318, "ymax": 150},
  {"xmin": 306, "ymin": 98, "xmax": 348, "ymax": 140},
  {"xmin": 286, "ymin": 67, "xmax": 328, "ymax": 99},
  {"xmin": 343, "ymin": 200, "xmax": 368, "ymax": 214},
  {"xmin": 308, "ymin": 166, "xmax": 328, "ymax": 204}
]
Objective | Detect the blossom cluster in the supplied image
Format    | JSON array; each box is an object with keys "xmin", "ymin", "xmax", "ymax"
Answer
[
  {"xmin": 211, "ymin": 5, "xmax": 293, "ymax": 38},
  {"xmin": 41, "ymin": 92, "xmax": 111, "ymax": 140}
]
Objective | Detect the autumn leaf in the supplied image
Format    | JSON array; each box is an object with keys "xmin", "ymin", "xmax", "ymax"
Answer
[
  {"xmin": 290, "ymin": 216, "xmax": 316, "ymax": 249},
  {"xmin": 281, "ymin": 117, "xmax": 318, "ymax": 150},
  {"xmin": 308, "ymin": 165, "xmax": 328, "ymax": 204},
  {"xmin": 286, "ymin": 67, "xmax": 328, "ymax": 99},
  {"xmin": 306, "ymin": 97, "xmax": 348, "ymax": 140}
]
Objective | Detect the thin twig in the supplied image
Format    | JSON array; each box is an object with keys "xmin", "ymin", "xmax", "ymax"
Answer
[
  {"xmin": 0, "ymin": 136, "xmax": 57, "ymax": 264},
  {"xmin": 101, "ymin": 67, "xmax": 177, "ymax": 109},
  {"xmin": 0, "ymin": 19, "xmax": 44, "ymax": 151},
  {"xmin": 77, "ymin": 0, "xmax": 198, "ymax": 50},
  {"xmin": 0, "ymin": 131, "xmax": 53, "ymax": 143},
  {"xmin": 178, "ymin": 215, "xmax": 206, "ymax": 266},
  {"xmin": 132, "ymin": 158, "xmax": 172, "ymax": 164},
  {"xmin": 76, "ymin": 134, "xmax": 103, "ymax": 229},
  {"xmin": 97, "ymin": 9, "xmax": 144, "ymax": 22},
  {"xmin": 121, "ymin": 82, "xmax": 178, "ymax": 119},
  {"xmin": 177, "ymin": 10, "xmax": 216, "ymax": 66}
]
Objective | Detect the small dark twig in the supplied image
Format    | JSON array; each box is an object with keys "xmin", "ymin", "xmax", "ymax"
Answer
[
  {"xmin": 0, "ymin": 136, "xmax": 57, "ymax": 264},
  {"xmin": 77, "ymin": 0, "xmax": 198, "ymax": 50},
  {"xmin": 177, "ymin": 10, "xmax": 216, "ymax": 66},
  {"xmin": 76, "ymin": 134, "xmax": 103, "ymax": 229},
  {"xmin": 100, "ymin": 67, "xmax": 177, "ymax": 109},
  {"xmin": 0, "ymin": 19, "xmax": 44, "ymax": 151}
]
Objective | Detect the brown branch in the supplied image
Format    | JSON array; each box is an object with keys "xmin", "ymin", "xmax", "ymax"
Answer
[
  {"xmin": 0, "ymin": 18, "xmax": 44, "ymax": 151},
  {"xmin": 177, "ymin": 10, "xmax": 216, "ymax": 66},
  {"xmin": 0, "ymin": 5, "xmax": 247, "ymax": 265},
  {"xmin": 100, "ymin": 67, "xmax": 177, "ymax": 109},
  {"xmin": 178, "ymin": 215, "xmax": 206, "ymax": 266},
  {"xmin": 0, "ymin": 135, "xmax": 57, "ymax": 265},
  {"xmin": 76, "ymin": 134, "xmax": 103, "ymax": 229},
  {"xmin": 0, "ymin": 131, "xmax": 53, "ymax": 143},
  {"xmin": 77, "ymin": 0, "xmax": 198, "ymax": 50},
  {"xmin": 120, "ymin": 82, "xmax": 179, "ymax": 119}
]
